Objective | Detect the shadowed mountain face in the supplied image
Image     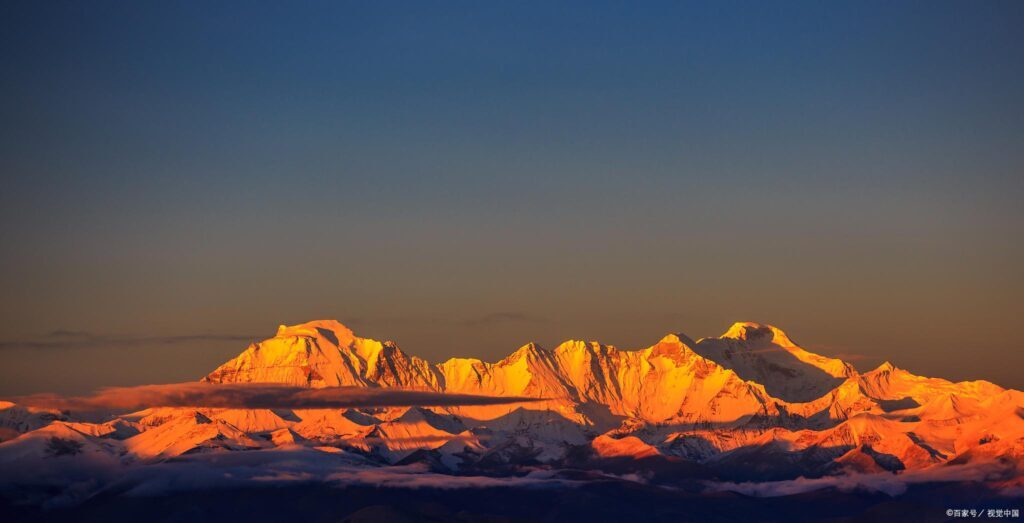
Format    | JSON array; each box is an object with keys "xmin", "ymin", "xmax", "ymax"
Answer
[
  {"xmin": 691, "ymin": 322, "xmax": 855, "ymax": 402},
  {"xmin": 2, "ymin": 320, "xmax": 1023, "ymax": 517}
]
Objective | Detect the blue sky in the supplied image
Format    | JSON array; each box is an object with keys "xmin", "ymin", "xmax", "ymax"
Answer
[{"xmin": 1, "ymin": 1, "xmax": 1022, "ymax": 393}]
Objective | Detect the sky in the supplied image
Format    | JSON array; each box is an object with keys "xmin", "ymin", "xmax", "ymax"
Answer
[{"xmin": 1, "ymin": 1, "xmax": 1022, "ymax": 395}]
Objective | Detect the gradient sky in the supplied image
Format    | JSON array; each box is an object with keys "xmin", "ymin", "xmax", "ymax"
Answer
[{"xmin": 1, "ymin": 1, "xmax": 1022, "ymax": 395}]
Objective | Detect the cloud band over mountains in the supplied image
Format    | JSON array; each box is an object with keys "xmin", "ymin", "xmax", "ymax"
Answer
[
  {"xmin": 8, "ymin": 382, "xmax": 543, "ymax": 413},
  {"xmin": 0, "ymin": 331, "xmax": 260, "ymax": 351}
]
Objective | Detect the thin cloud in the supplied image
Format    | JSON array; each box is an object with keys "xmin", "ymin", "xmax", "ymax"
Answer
[
  {"xmin": 461, "ymin": 312, "xmax": 546, "ymax": 327},
  {"xmin": 705, "ymin": 460, "xmax": 1016, "ymax": 498},
  {"xmin": 8, "ymin": 382, "xmax": 544, "ymax": 413},
  {"xmin": 46, "ymin": 329, "xmax": 93, "ymax": 338},
  {"xmin": 0, "ymin": 332, "xmax": 260, "ymax": 351},
  {"xmin": 327, "ymin": 465, "xmax": 577, "ymax": 490},
  {"xmin": 64, "ymin": 451, "xmax": 578, "ymax": 502},
  {"xmin": 805, "ymin": 344, "xmax": 872, "ymax": 362}
]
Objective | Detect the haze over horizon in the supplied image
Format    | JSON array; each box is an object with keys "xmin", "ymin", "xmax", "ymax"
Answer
[{"xmin": 1, "ymin": 1, "xmax": 1022, "ymax": 395}]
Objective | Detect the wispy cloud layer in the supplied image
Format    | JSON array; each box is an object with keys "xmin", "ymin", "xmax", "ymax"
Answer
[
  {"xmin": 8, "ymin": 382, "xmax": 542, "ymax": 413},
  {"xmin": 111, "ymin": 452, "xmax": 576, "ymax": 500},
  {"xmin": 705, "ymin": 460, "xmax": 1017, "ymax": 497},
  {"xmin": 0, "ymin": 331, "xmax": 259, "ymax": 351},
  {"xmin": 461, "ymin": 312, "xmax": 546, "ymax": 327}
]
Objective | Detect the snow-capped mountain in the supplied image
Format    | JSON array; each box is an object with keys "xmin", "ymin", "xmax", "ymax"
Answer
[
  {"xmin": 2, "ymin": 319, "xmax": 1022, "ymax": 506},
  {"xmin": 193, "ymin": 319, "xmax": 1021, "ymax": 468},
  {"xmin": 184, "ymin": 319, "xmax": 1024, "ymax": 476}
]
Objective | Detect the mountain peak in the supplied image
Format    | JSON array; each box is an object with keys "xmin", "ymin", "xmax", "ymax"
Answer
[
  {"xmin": 203, "ymin": 319, "xmax": 438, "ymax": 388},
  {"xmin": 507, "ymin": 342, "xmax": 547, "ymax": 360},
  {"xmin": 555, "ymin": 340, "xmax": 590, "ymax": 350},
  {"xmin": 659, "ymin": 333, "xmax": 696, "ymax": 346},
  {"xmin": 553, "ymin": 339, "xmax": 609, "ymax": 354},
  {"xmin": 275, "ymin": 320, "xmax": 355, "ymax": 347},
  {"xmin": 722, "ymin": 322, "xmax": 796, "ymax": 347},
  {"xmin": 874, "ymin": 361, "xmax": 897, "ymax": 373}
]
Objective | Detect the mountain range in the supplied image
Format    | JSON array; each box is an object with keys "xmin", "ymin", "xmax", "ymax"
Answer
[{"xmin": 2, "ymin": 319, "xmax": 1023, "ymax": 515}]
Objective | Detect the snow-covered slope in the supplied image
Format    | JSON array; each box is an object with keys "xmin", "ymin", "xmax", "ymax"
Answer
[
  {"xmin": 123, "ymin": 410, "xmax": 263, "ymax": 460},
  {"xmin": 858, "ymin": 361, "xmax": 1003, "ymax": 404},
  {"xmin": 0, "ymin": 401, "xmax": 66, "ymax": 441}
]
